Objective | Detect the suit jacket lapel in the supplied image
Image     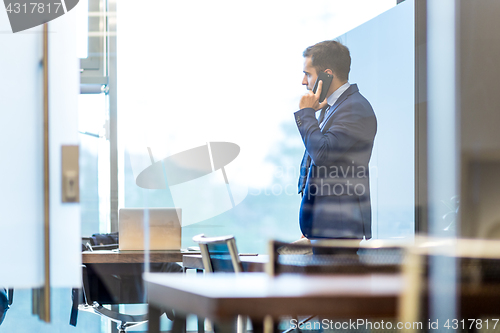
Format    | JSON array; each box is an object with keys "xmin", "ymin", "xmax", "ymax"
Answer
[{"xmin": 320, "ymin": 84, "xmax": 358, "ymax": 132}]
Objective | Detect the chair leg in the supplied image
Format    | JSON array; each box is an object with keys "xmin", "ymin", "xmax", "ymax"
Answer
[
  {"xmin": 117, "ymin": 322, "xmax": 126, "ymax": 333},
  {"xmin": 251, "ymin": 319, "xmax": 265, "ymax": 333},
  {"xmin": 165, "ymin": 308, "xmax": 175, "ymax": 321}
]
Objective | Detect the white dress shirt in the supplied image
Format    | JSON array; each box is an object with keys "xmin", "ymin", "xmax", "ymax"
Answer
[{"xmin": 319, "ymin": 82, "xmax": 350, "ymax": 128}]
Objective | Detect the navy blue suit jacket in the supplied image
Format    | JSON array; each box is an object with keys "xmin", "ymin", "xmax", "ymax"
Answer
[{"xmin": 295, "ymin": 84, "xmax": 377, "ymax": 239}]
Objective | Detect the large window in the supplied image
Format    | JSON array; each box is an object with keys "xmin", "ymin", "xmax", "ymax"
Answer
[{"xmin": 116, "ymin": 0, "xmax": 402, "ymax": 253}]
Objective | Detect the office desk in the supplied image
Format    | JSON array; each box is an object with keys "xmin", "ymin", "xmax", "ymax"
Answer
[
  {"xmin": 183, "ymin": 254, "xmax": 268, "ymax": 272},
  {"xmin": 145, "ymin": 272, "xmax": 402, "ymax": 333},
  {"xmin": 82, "ymin": 250, "xmax": 200, "ymax": 264},
  {"xmin": 81, "ymin": 250, "xmax": 199, "ymax": 305}
]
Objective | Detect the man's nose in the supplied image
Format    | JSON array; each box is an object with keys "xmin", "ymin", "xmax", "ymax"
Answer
[{"xmin": 302, "ymin": 75, "xmax": 308, "ymax": 86}]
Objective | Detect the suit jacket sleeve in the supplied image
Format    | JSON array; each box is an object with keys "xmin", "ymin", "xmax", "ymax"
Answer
[{"xmin": 294, "ymin": 99, "xmax": 374, "ymax": 167}]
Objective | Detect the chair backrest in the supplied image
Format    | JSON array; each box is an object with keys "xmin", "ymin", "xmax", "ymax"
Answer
[
  {"xmin": 82, "ymin": 234, "xmax": 119, "ymax": 251},
  {"xmin": 268, "ymin": 239, "xmax": 406, "ymax": 276},
  {"xmin": 192, "ymin": 234, "xmax": 243, "ymax": 273}
]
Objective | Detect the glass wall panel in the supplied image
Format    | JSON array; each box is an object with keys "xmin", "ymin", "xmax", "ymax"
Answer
[{"xmin": 340, "ymin": 0, "xmax": 415, "ymax": 239}]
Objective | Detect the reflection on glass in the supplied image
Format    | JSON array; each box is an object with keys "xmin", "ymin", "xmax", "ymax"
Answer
[{"xmin": 346, "ymin": 1, "xmax": 415, "ymax": 240}]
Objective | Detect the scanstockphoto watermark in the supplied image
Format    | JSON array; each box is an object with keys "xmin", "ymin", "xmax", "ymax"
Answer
[
  {"xmin": 249, "ymin": 164, "xmax": 378, "ymax": 197},
  {"xmin": 290, "ymin": 318, "xmax": 424, "ymax": 331},
  {"xmin": 290, "ymin": 318, "xmax": 500, "ymax": 331}
]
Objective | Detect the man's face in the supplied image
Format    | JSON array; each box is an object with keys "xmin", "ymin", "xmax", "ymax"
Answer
[{"xmin": 302, "ymin": 56, "xmax": 317, "ymax": 91}]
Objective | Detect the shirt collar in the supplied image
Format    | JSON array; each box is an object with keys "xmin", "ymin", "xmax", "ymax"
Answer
[{"xmin": 326, "ymin": 82, "xmax": 350, "ymax": 108}]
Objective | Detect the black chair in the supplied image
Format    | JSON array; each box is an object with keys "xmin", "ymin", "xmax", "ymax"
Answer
[
  {"xmin": 77, "ymin": 264, "xmax": 150, "ymax": 333},
  {"xmin": 71, "ymin": 235, "xmax": 149, "ymax": 333},
  {"xmin": 269, "ymin": 239, "xmax": 406, "ymax": 333}
]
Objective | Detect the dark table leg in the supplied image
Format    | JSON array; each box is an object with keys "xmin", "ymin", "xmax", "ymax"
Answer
[
  {"xmin": 171, "ymin": 312, "xmax": 187, "ymax": 333},
  {"xmin": 251, "ymin": 317, "xmax": 279, "ymax": 333},
  {"xmin": 197, "ymin": 317, "xmax": 205, "ymax": 333},
  {"xmin": 148, "ymin": 304, "xmax": 161, "ymax": 333},
  {"xmin": 251, "ymin": 319, "xmax": 265, "ymax": 333},
  {"xmin": 196, "ymin": 269, "xmax": 205, "ymax": 333},
  {"xmin": 213, "ymin": 317, "xmax": 238, "ymax": 333}
]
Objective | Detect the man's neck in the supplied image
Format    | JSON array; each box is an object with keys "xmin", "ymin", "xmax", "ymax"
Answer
[
  {"xmin": 325, "ymin": 81, "xmax": 350, "ymax": 109},
  {"xmin": 326, "ymin": 80, "xmax": 348, "ymax": 99}
]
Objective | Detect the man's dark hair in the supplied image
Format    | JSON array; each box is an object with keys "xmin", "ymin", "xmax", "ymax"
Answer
[{"xmin": 303, "ymin": 40, "xmax": 351, "ymax": 81}]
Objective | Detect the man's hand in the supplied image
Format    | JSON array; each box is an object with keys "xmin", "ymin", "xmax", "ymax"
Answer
[{"xmin": 299, "ymin": 80, "xmax": 329, "ymax": 110}]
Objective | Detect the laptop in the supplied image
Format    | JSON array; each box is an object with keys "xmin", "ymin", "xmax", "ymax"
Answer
[{"xmin": 118, "ymin": 208, "xmax": 182, "ymax": 251}]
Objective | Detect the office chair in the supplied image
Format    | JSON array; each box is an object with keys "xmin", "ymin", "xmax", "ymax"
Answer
[
  {"xmin": 269, "ymin": 239, "xmax": 406, "ymax": 333},
  {"xmin": 71, "ymin": 236, "xmax": 149, "ymax": 333},
  {"xmin": 192, "ymin": 234, "xmax": 246, "ymax": 333},
  {"xmin": 78, "ymin": 264, "xmax": 150, "ymax": 333},
  {"xmin": 192, "ymin": 234, "xmax": 243, "ymax": 273}
]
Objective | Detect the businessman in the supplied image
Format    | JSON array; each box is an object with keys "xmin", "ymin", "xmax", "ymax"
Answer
[{"xmin": 295, "ymin": 40, "xmax": 377, "ymax": 244}]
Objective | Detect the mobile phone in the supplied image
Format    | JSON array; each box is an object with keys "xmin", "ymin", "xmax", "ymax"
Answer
[{"xmin": 312, "ymin": 72, "xmax": 333, "ymax": 103}]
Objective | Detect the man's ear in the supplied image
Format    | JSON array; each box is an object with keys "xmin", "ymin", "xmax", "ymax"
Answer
[{"xmin": 324, "ymin": 69, "xmax": 334, "ymax": 76}]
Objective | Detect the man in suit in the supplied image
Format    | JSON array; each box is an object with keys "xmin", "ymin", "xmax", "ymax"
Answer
[{"xmin": 295, "ymin": 40, "xmax": 377, "ymax": 245}]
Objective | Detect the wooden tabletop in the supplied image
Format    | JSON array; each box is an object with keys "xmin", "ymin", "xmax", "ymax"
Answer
[
  {"xmin": 183, "ymin": 254, "xmax": 268, "ymax": 272},
  {"xmin": 144, "ymin": 272, "xmax": 402, "ymax": 321},
  {"xmin": 82, "ymin": 250, "xmax": 200, "ymax": 264}
]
